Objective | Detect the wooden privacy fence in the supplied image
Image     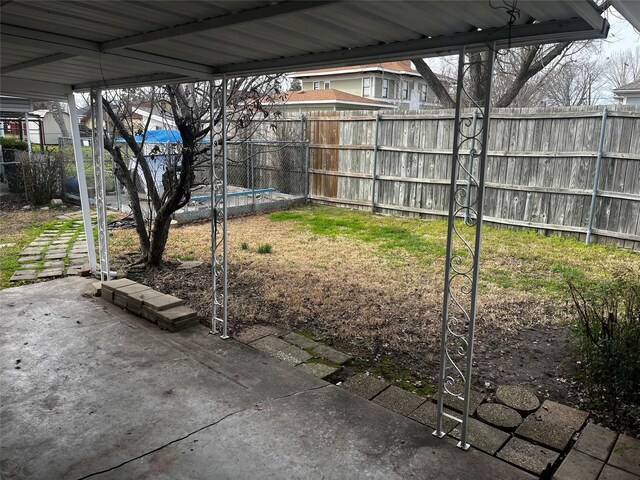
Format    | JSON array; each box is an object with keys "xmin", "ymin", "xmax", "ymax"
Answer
[{"xmin": 263, "ymin": 105, "xmax": 640, "ymax": 250}]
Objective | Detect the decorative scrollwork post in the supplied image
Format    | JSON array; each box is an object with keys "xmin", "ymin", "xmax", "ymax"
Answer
[
  {"xmin": 210, "ymin": 76, "xmax": 229, "ymax": 339},
  {"xmin": 434, "ymin": 43, "xmax": 496, "ymax": 450},
  {"xmin": 92, "ymin": 89, "xmax": 110, "ymax": 281}
]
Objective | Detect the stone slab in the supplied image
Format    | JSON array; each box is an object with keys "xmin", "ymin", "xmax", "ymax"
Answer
[
  {"xmin": 66, "ymin": 266, "xmax": 83, "ymax": 276},
  {"xmin": 155, "ymin": 305, "xmax": 197, "ymax": 324},
  {"xmin": 37, "ymin": 268, "xmax": 64, "ymax": 278},
  {"xmin": 114, "ymin": 283, "xmax": 150, "ymax": 298},
  {"xmin": 127, "ymin": 290, "xmax": 164, "ymax": 314},
  {"xmin": 516, "ymin": 400, "xmax": 589, "ymax": 451},
  {"xmin": 29, "ymin": 242, "xmax": 49, "ymax": 247},
  {"xmin": 102, "ymin": 278, "xmax": 138, "ymax": 292},
  {"xmin": 44, "ymin": 252, "xmax": 66, "ymax": 260},
  {"xmin": 176, "ymin": 260, "xmax": 203, "ymax": 270},
  {"xmin": 575, "ymin": 423, "xmax": 618, "ymax": 462},
  {"xmin": 19, "ymin": 263, "xmax": 39, "ymax": 269},
  {"xmin": 271, "ymin": 345, "xmax": 313, "ymax": 366},
  {"xmin": 92, "ymin": 282, "xmax": 102, "ymax": 296},
  {"xmin": 249, "ymin": 335, "xmax": 291, "ymax": 355},
  {"xmin": 158, "ymin": 316, "xmax": 199, "ymax": 332},
  {"xmin": 234, "ymin": 325, "xmax": 286, "ymax": 344},
  {"xmin": 450, "ymin": 417, "xmax": 510, "ymax": 455},
  {"xmin": 608, "ymin": 434, "xmax": 640, "ymax": 476},
  {"xmin": 554, "ymin": 449, "xmax": 604, "ymax": 480},
  {"xmin": 476, "ymin": 403, "xmax": 523, "ymax": 431},
  {"xmin": 18, "ymin": 256, "xmax": 40, "ymax": 263},
  {"xmin": 372, "ymin": 385, "xmax": 425, "ymax": 417},
  {"xmin": 284, "ymin": 331, "xmax": 319, "ymax": 350},
  {"xmin": 296, "ymin": 362, "xmax": 338, "ymax": 379},
  {"xmin": 311, "ymin": 344, "xmax": 352, "ymax": 364},
  {"xmin": 10, "ymin": 270, "xmax": 37, "ymax": 281},
  {"xmin": 21, "ymin": 247, "xmax": 44, "ymax": 255},
  {"xmin": 140, "ymin": 305, "xmax": 158, "ymax": 323},
  {"xmin": 497, "ymin": 437, "xmax": 560, "ymax": 475},
  {"xmin": 142, "ymin": 293, "xmax": 184, "ymax": 311},
  {"xmin": 43, "ymin": 261, "xmax": 64, "ymax": 268},
  {"xmin": 341, "ymin": 374, "xmax": 388, "ymax": 400},
  {"xmin": 496, "ymin": 385, "xmax": 540, "ymax": 413},
  {"xmin": 440, "ymin": 389, "xmax": 485, "ymax": 415},
  {"xmin": 599, "ymin": 465, "xmax": 640, "ymax": 480},
  {"xmin": 408, "ymin": 401, "xmax": 458, "ymax": 433}
]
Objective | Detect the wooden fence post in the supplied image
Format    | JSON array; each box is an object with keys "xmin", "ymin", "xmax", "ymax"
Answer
[
  {"xmin": 370, "ymin": 111, "xmax": 381, "ymax": 213},
  {"xmin": 585, "ymin": 107, "xmax": 608, "ymax": 245}
]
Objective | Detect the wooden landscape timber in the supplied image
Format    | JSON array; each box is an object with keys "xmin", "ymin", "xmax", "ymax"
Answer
[{"xmin": 253, "ymin": 105, "xmax": 640, "ymax": 251}]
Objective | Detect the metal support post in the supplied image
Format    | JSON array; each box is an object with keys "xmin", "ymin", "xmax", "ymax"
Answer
[
  {"xmin": 464, "ymin": 111, "xmax": 478, "ymax": 224},
  {"xmin": 303, "ymin": 140, "xmax": 310, "ymax": 203},
  {"xmin": 24, "ymin": 113, "xmax": 32, "ymax": 158},
  {"xmin": 435, "ymin": 44, "xmax": 496, "ymax": 451},
  {"xmin": 92, "ymin": 89, "xmax": 111, "ymax": 281},
  {"xmin": 585, "ymin": 107, "xmax": 608, "ymax": 245},
  {"xmin": 210, "ymin": 77, "xmax": 229, "ymax": 339},
  {"xmin": 67, "ymin": 93, "xmax": 97, "ymax": 272},
  {"xmin": 371, "ymin": 111, "xmax": 381, "ymax": 213},
  {"xmin": 251, "ymin": 142, "xmax": 256, "ymax": 211}
]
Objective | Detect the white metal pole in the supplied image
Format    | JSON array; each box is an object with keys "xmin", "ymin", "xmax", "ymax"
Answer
[
  {"xmin": 210, "ymin": 80, "xmax": 217, "ymax": 334},
  {"xmin": 24, "ymin": 113, "xmax": 32, "ymax": 158},
  {"xmin": 221, "ymin": 74, "xmax": 229, "ymax": 339},
  {"xmin": 67, "ymin": 92, "xmax": 97, "ymax": 272}
]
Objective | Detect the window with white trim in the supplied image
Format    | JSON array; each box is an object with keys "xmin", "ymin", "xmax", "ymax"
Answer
[
  {"xmin": 362, "ymin": 77, "xmax": 371, "ymax": 97},
  {"xmin": 382, "ymin": 78, "xmax": 389, "ymax": 98},
  {"xmin": 402, "ymin": 80, "xmax": 409, "ymax": 100},
  {"xmin": 313, "ymin": 81, "xmax": 320, "ymax": 90},
  {"xmin": 324, "ymin": 81, "xmax": 331, "ymax": 89}
]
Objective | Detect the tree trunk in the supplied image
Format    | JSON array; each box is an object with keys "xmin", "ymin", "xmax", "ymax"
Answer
[
  {"xmin": 411, "ymin": 58, "xmax": 455, "ymax": 108},
  {"xmin": 47, "ymin": 101, "xmax": 69, "ymax": 138}
]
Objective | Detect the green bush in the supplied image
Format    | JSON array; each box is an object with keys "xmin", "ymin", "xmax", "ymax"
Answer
[
  {"xmin": 240, "ymin": 242, "xmax": 249, "ymax": 250},
  {"xmin": 569, "ymin": 268, "xmax": 640, "ymax": 421},
  {"xmin": 0, "ymin": 137, "xmax": 29, "ymax": 151},
  {"xmin": 257, "ymin": 243, "xmax": 272, "ymax": 254}
]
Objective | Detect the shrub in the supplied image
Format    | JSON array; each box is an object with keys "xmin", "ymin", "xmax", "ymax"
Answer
[
  {"xmin": 0, "ymin": 137, "xmax": 29, "ymax": 151},
  {"xmin": 240, "ymin": 242, "xmax": 249, "ymax": 250},
  {"xmin": 569, "ymin": 268, "xmax": 640, "ymax": 422},
  {"xmin": 257, "ymin": 243, "xmax": 272, "ymax": 254},
  {"xmin": 17, "ymin": 151, "xmax": 64, "ymax": 206}
]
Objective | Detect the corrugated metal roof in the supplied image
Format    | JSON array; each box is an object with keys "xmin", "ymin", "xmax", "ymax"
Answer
[{"xmin": 0, "ymin": 0, "xmax": 612, "ymax": 100}]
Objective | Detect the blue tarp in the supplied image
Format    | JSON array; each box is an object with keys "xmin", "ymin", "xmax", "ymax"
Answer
[{"xmin": 116, "ymin": 129, "xmax": 210, "ymax": 144}]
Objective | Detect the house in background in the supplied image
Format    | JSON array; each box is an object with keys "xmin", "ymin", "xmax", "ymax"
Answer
[
  {"xmin": 1, "ymin": 109, "xmax": 71, "ymax": 146},
  {"xmin": 79, "ymin": 102, "xmax": 175, "ymax": 133},
  {"xmin": 275, "ymin": 89, "xmax": 393, "ymax": 113},
  {"xmin": 613, "ymin": 80, "xmax": 640, "ymax": 105},
  {"xmin": 290, "ymin": 61, "xmax": 450, "ymax": 110}
]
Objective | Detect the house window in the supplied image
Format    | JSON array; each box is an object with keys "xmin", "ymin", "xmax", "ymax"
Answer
[
  {"xmin": 382, "ymin": 78, "xmax": 389, "ymax": 98},
  {"xmin": 324, "ymin": 81, "xmax": 331, "ymax": 89},
  {"xmin": 362, "ymin": 77, "xmax": 371, "ymax": 97},
  {"xmin": 421, "ymin": 84, "xmax": 428, "ymax": 102},
  {"xmin": 313, "ymin": 81, "xmax": 320, "ymax": 90},
  {"xmin": 402, "ymin": 80, "xmax": 409, "ymax": 100}
]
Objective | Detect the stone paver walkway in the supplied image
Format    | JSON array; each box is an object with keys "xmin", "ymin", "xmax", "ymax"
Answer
[
  {"xmin": 235, "ymin": 324, "xmax": 640, "ymax": 480},
  {"xmin": 10, "ymin": 217, "xmax": 92, "ymax": 283}
]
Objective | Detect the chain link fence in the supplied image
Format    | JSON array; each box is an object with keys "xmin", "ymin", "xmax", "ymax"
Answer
[{"xmin": 176, "ymin": 140, "xmax": 309, "ymax": 222}]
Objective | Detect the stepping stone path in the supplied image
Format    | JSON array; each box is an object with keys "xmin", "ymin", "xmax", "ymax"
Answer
[
  {"xmin": 238, "ymin": 324, "xmax": 349, "ymax": 379},
  {"xmin": 10, "ymin": 218, "xmax": 92, "ymax": 283},
  {"xmin": 234, "ymin": 324, "xmax": 638, "ymax": 480}
]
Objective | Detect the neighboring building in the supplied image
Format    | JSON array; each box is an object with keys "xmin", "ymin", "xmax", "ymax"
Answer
[
  {"xmin": 290, "ymin": 61, "xmax": 449, "ymax": 110},
  {"xmin": 275, "ymin": 89, "xmax": 393, "ymax": 113},
  {"xmin": 613, "ymin": 80, "xmax": 640, "ymax": 105},
  {"xmin": 1, "ymin": 109, "xmax": 71, "ymax": 145},
  {"xmin": 79, "ymin": 103, "xmax": 175, "ymax": 132}
]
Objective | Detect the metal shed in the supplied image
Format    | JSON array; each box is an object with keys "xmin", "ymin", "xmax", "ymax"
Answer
[{"xmin": 1, "ymin": 0, "xmax": 631, "ymax": 451}]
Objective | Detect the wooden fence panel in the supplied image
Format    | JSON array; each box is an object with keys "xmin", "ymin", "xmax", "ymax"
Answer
[{"xmin": 265, "ymin": 106, "xmax": 640, "ymax": 250}]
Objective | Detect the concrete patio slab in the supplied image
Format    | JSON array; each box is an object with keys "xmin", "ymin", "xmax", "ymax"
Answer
[
  {"xmin": 372, "ymin": 385, "xmax": 426, "ymax": 417},
  {"xmin": 599, "ymin": 465, "xmax": 640, "ymax": 480},
  {"xmin": 554, "ymin": 449, "xmax": 605, "ymax": 480},
  {"xmin": 234, "ymin": 324, "xmax": 286, "ymax": 344},
  {"xmin": 296, "ymin": 362, "xmax": 338, "ymax": 379},
  {"xmin": 608, "ymin": 435, "xmax": 640, "ymax": 476},
  {"xmin": 516, "ymin": 400, "xmax": 589, "ymax": 451},
  {"xmin": 575, "ymin": 423, "xmax": 618, "ymax": 462},
  {"xmin": 284, "ymin": 331, "xmax": 319, "ymax": 349},
  {"xmin": 0, "ymin": 278, "xmax": 534, "ymax": 480},
  {"xmin": 497, "ymin": 437, "xmax": 560, "ymax": 475},
  {"xmin": 450, "ymin": 417, "xmax": 510, "ymax": 455},
  {"xmin": 341, "ymin": 373, "xmax": 389, "ymax": 400}
]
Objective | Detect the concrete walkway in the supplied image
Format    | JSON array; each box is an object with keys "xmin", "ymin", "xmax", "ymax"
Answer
[{"xmin": 0, "ymin": 278, "xmax": 533, "ymax": 480}]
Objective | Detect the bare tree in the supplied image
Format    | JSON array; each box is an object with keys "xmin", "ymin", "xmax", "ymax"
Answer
[
  {"xmin": 100, "ymin": 76, "xmax": 285, "ymax": 267},
  {"xmin": 542, "ymin": 58, "xmax": 607, "ymax": 106},
  {"xmin": 604, "ymin": 47, "xmax": 640, "ymax": 88}
]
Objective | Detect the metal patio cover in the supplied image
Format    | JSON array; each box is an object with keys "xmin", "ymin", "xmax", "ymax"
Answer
[{"xmin": 1, "ymin": 0, "xmax": 611, "ymax": 100}]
